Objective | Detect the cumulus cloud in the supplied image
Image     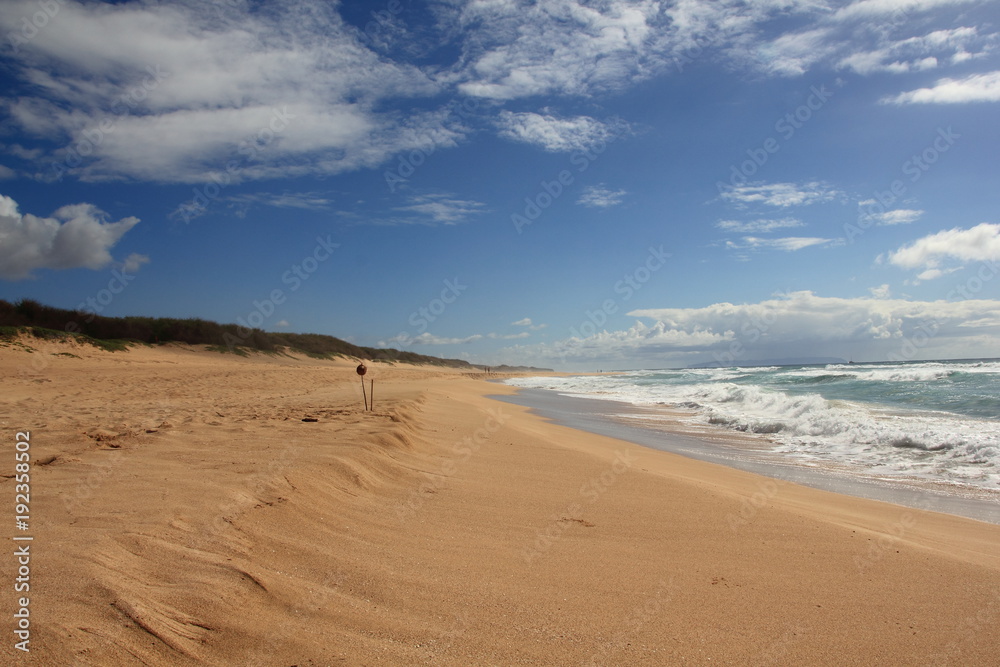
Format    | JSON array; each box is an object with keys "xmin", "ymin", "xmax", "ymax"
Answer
[
  {"xmin": 496, "ymin": 291, "xmax": 1000, "ymax": 369},
  {"xmin": 885, "ymin": 70, "xmax": 1000, "ymax": 104},
  {"xmin": 886, "ymin": 223, "xmax": 1000, "ymax": 277},
  {"xmin": 121, "ymin": 252, "xmax": 150, "ymax": 274},
  {"xmin": 0, "ymin": 194, "xmax": 140, "ymax": 280},
  {"xmin": 869, "ymin": 284, "xmax": 891, "ymax": 298}
]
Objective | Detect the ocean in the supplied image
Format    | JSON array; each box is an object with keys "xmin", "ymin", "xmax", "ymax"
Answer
[{"xmin": 504, "ymin": 359, "xmax": 1000, "ymax": 512}]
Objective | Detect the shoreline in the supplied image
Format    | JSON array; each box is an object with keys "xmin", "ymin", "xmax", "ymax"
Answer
[
  {"xmin": 493, "ymin": 386, "xmax": 1000, "ymax": 526},
  {"xmin": 3, "ymin": 343, "xmax": 1000, "ymax": 664}
]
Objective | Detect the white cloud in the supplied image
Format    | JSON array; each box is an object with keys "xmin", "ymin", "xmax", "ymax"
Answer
[
  {"xmin": 0, "ymin": 194, "xmax": 139, "ymax": 281},
  {"xmin": 499, "ymin": 320, "xmax": 732, "ymax": 367},
  {"xmin": 495, "ymin": 291, "xmax": 1000, "ymax": 369},
  {"xmin": 739, "ymin": 236, "xmax": 835, "ymax": 251},
  {"xmin": 393, "ymin": 193, "xmax": 488, "ymax": 225},
  {"xmin": 452, "ymin": 0, "xmax": 664, "ymax": 99},
  {"xmin": 862, "ymin": 208, "xmax": 923, "ymax": 225},
  {"xmin": 721, "ymin": 182, "xmax": 841, "ymax": 208},
  {"xmin": 831, "ymin": 0, "xmax": 980, "ymax": 22},
  {"xmin": 0, "ymin": 0, "xmax": 459, "ymax": 184},
  {"xmin": 493, "ymin": 289, "xmax": 1000, "ymax": 369},
  {"xmin": 0, "ymin": 165, "xmax": 15, "ymax": 180},
  {"xmin": 887, "ymin": 223, "xmax": 1000, "ymax": 276},
  {"xmin": 838, "ymin": 26, "xmax": 986, "ymax": 75},
  {"xmin": 496, "ymin": 111, "xmax": 627, "ymax": 153},
  {"xmin": 750, "ymin": 28, "xmax": 836, "ymax": 77},
  {"xmin": 410, "ymin": 333, "xmax": 483, "ymax": 345},
  {"xmin": 121, "ymin": 253, "xmax": 150, "ymax": 274},
  {"xmin": 487, "ymin": 332, "xmax": 530, "ymax": 340},
  {"xmin": 716, "ymin": 218, "xmax": 804, "ymax": 233},
  {"xmin": 226, "ymin": 192, "xmax": 335, "ymax": 211},
  {"xmin": 380, "ymin": 329, "xmax": 530, "ymax": 347},
  {"xmin": 869, "ymin": 284, "xmax": 891, "ymax": 298},
  {"xmin": 512, "ymin": 318, "xmax": 547, "ymax": 331},
  {"xmin": 577, "ymin": 184, "xmax": 627, "ymax": 208},
  {"xmin": 885, "ymin": 70, "xmax": 1000, "ymax": 104},
  {"xmin": 1, "ymin": 0, "xmax": 995, "ymax": 189}
]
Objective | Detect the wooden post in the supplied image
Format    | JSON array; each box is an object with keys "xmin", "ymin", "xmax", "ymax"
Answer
[
  {"xmin": 357, "ymin": 363, "xmax": 368, "ymax": 410},
  {"xmin": 370, "ymin": 379, "xmax": 374, "ymax": 411}
]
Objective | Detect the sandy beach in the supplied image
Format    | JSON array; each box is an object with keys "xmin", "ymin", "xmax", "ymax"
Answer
[{"xmin": 2, "ymin": 340, "xmax": 999, "ymax": 665}]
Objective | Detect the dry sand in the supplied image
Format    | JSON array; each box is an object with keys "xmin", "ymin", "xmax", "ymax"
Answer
[{"xmin": 1, "ymin": 339, "xmax": 999, "ymax": 665}]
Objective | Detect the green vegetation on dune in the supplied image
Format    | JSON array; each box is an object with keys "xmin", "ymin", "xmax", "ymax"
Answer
[{"xmin": 0, "ymin": 299, "xmax": 473, "ymax": 367}]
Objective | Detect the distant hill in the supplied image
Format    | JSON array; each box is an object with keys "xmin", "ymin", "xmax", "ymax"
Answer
[
  {"xmin": 688, "ymin": 356, "xmax": 849, "ymax": 369},
  {"xmin": 0, "ymin": 299, "xmax": 483, "ymax": 368}
]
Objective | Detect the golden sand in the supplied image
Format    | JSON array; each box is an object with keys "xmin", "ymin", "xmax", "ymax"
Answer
[{"xmin": 2, "ymin": 340, "xmax": 998, "ymax": 665}]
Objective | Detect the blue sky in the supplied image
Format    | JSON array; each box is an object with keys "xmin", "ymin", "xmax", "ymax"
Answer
[{"xmin": 1, "ymin": 0, "xmax": 999, "ymax": 370}]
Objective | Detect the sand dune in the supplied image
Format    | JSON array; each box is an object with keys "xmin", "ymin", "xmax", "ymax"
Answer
[{"xmin": 2, "ymin": 339, "xmax": 999, "ymax": 665}]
